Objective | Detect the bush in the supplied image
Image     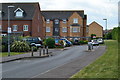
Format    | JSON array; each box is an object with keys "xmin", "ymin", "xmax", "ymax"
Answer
[
  {"xmin": 31, "ymin": 46, "xmax": 38, "ymax": 51},
  {"xmin": 1, "ymin": 45, "xmax": 8, "ymax": 52},
  {"xmin": 79, "ymin": 40, "xmax": 88, "ymax": 44},
  {"xmin": 11, "ymin": 41, "xmax": 30, "ymax": 52},
  {"xmin": 45, "ymin": 38, "xmax": 55, "ymax": 48}
]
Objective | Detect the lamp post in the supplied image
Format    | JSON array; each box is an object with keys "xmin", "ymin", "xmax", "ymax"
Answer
[
  {"xmin": 8, "ymin": 5, "xmax": 14, "ymax": 56},
  {"xmin": 103, "ymin": 19, "xmax": 107, "ymax": 39}
]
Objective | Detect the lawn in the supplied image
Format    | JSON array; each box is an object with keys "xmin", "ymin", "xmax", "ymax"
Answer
[
  {"xmin": 71, "ymin": 40, "xmax": 118, "ymax": 78},
  {"xmin": 0, "ymin": 52, "xmax": 26, "ymax": 57}
]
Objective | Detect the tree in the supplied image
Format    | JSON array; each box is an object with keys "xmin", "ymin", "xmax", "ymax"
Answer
[{"xmin": 105, "ymin": 32, "xmax": 112, "ymax": 39}]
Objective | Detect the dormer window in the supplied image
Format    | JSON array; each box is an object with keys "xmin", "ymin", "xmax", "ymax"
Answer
[
  {"xmin": 62, "ymin": 19, "xmax": 66, "ymax": 23},
  {"xmin": 46, "ymin": 19, "xmax": 50, "ymax": 23},
  {"xmin": 54, "ymin": 19, "xmax": 59, "ymax": 24},
  {"xmin": 14, "ymin": 8, "xmax": 24, "ymax": 18}
]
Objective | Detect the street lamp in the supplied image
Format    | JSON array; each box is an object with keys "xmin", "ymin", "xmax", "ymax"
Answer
[
  {"xmin": 103, "ymin": 19, "xmax": 107, "ymax": 39},
  {"xmin": 8, "ymin": 5, "xmax": 14, "ymax": 56},
  {"xmin": 103, "ymin": 19, "xmax": 107, "ymax": 34}
]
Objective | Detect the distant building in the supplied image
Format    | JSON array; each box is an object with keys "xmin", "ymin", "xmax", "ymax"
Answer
[
  {"xmin": 42, "ymin": 10, "xmax": 87, "ymax": 40},
  {"xmin": 88, "ymin": 21, "xmax": 103, "ymax": 37},
  {"xmin": 0, "ymin": 3, "xmax": 45, "ymax": 39}
]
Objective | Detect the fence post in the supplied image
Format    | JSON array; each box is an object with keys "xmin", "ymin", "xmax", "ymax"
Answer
[{"xmin": 31, "ymin": 47, "xmax": 34, "ymax": 56}]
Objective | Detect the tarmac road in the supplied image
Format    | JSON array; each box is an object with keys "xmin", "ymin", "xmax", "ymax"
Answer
[{"xmin": 1, "ymin": 45, "xmax": 105, "ymax": 78}]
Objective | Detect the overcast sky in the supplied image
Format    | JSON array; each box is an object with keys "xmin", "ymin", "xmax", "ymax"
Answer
[{"xmin": 1, "ymin": 0, "xmax": 119, "ymax": 30}]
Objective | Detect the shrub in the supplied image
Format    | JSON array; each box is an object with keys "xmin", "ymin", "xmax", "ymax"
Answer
[
  {"xmin": 11, "ymin": 41, "xmax": 30, "ymax": 52},
  {"xmin": 79, "ymin": 40, "xmax": 88, "ymax": 44},
  {"xmin": 45, "ymin": 38, "xmax": 55, "ymax": 48},
  {"xmin": 1, "ymin": 45, "xmax": 8, "ymax": 52},
  {"xmin": 31, "ymin": 46, "xmax": 38, "ymax": 51}
]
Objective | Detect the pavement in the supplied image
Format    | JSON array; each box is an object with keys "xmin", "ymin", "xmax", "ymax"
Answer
[{"xmin": 0, "ymin": 47, "xmax": 72, "ymax": 63}]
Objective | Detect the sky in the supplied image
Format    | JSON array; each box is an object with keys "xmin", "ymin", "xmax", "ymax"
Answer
[{"xmin": 0, "ymin": 0, "xmax": 119, "ymax": 30}]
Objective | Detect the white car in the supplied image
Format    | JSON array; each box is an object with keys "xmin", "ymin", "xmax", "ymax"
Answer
[
  {"xmin": 91, "ymin": 40, "xmax": 99, "ymax": 46},
  {"xmin": 97, "ymin": 38, "xmax": 104, "ymax": 44}
]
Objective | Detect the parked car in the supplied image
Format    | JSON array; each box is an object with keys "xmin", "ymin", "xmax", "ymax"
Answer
[
  {"xmin": 73, "ymin": 39, "xmax": 80, "ymax": 45},
  {"xmin": 97, "ymin": 38, "xmax": 104, "ymax": 44},
  {"xmin": 55, "ymin": 39, "xmax": 61, "ymax": 46},
  {"xmin": 23, "ymin": 37, "xmax": 42, "ymax": 47},
  {"xmin": 60, "ymin": 38, "xmax": 72, "ymax": 46},
  {"xmin": 91, "ymin": 40, "xmax": 99, "ymax": 46}
]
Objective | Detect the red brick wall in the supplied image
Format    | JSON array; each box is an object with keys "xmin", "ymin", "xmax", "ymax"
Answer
[
  {"xmin": 1, "ymin": 20, "xmax": 32, "ymax": 36},
  {"xmin": 32, "ymin": 4, "xmax": 45, "ymax": 39}
]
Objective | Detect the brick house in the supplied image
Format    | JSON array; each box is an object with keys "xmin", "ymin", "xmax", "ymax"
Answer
[
  {"xmin": 42, "ymin": 10, "xmax": 87, "ymax": 40},
  {"xmin": 0, "ymin": 3, "xmax": 45, "ymax": 39},
  {"xmin": 88, "ymin": 21, "xmax": 103, "ymax": 37}
]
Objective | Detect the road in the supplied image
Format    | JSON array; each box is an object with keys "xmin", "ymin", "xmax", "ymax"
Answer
[{"xmin": 2, "ymin": 45, "xmax": 99, "ymax": 78}]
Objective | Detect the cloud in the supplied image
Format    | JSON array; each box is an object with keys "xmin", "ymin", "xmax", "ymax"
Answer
[{"xmin": 1, "ymin": 0, "xmax": 119, "ymax": 29}]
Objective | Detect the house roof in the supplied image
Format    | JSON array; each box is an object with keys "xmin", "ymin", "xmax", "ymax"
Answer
[
  {"xmin": 41, "ymin": 10, "xmax": 85, "ymax": 20},
  {"xmin": 89, "ymin": 21, "xmax": 103, "ymax": 28},
  {"xmin": 0, "ymin": 3, "xmax": 39, "ymax": 20}
]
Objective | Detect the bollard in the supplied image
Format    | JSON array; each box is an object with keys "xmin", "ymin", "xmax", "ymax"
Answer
[
  {"xmin": 39, "ymin": 47, "xmax": 41, "ymax": 56},
  {"xmin": 31, "ymin": 47, "xmax": 34, "ymax": 56},
  {"xmin": 43, "ymin": 46, "xmax": 45, "ymax": 55},
  {"xmin": 88, "ymin": 42, "xmax": 92, "ymax": 51},
  {"xmin": 46, "ymin": 46, "xmax": 48, "ymax": 55}
]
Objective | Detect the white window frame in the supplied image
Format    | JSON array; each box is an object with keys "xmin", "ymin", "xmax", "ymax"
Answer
[
  {"xmin": 14, "ymin": 8, "xmax": 24, "ymax": 18},
  {"xmin": 63, "ymin": 19, "xmax": 66, "ymax": 23},
  {"xmin": 16, "ymin": 11, "xmax": 23, "ymax": 17},
  {"xmin": 73, "ymin": 18, "xmax": 78, "ymax": 23},
  {"xmin": 73, "ymin": 27, "xmax": 78, "ymax": 32},
  {"xmin": 46, "ymin": 19, "xmax": 50, "ymax": 23},
  {"xmin": 62, "ymin": 27, "xmax": 67, "ymax": 32},
  {"xmin": 46, "ymin": 27, "xmax": 50, "ymax": 32},
  {"xmin": 55, "ymin": 19, "xmax": 59, "ymax": 24},
  {"xmin": 13, "ymin": 25, "xmax": 18, "ymax": 31},
  {"xmin": 23, "ymin": 25, "xmax": 28, "ymax": 31}
]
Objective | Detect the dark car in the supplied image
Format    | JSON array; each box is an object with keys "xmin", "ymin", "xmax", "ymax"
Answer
[
  {"xmin": 73, "ymin": 39, "xmax": 80, "ymax": 45},
  {"xmin": 23, "ymin": 37, "xmax": 42, "ymax": 47}
]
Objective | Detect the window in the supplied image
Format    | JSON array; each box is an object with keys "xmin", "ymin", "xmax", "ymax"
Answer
[
  {"xmin": 73, "ymin": 27, "xmax": 78, "ymax": 32},
  {"xmin": 62, "ymin": 27, "xmax": 67, "ymax": 32},
  {"xmin": 46, "ymin": 27, "xmax": 50, "ymax": 32},
  {"xmin": 73, "ymin": 18, "xmax": 78, "ymax": 23},
  {"xmin": 46, "ymin": 19, "xmax": 50, "ymax": 23},
  {"xmin": 13, "ymin": 25, "xmax": 18, "ymax": 31},
  {"xmin": 63, "ymin": 19, "xmax": 66, "ymax": 23},
  {"xmin": 16, "ymin": 11, "xmax": 23, "ymax": 17},
  {"xmin": 23, "ymin": 25, "xmax": 28, "ymax": 31},
  {"xmin": 14, "ymin": 8, "xmax": 24, "ymax": 18},
  {"xmin": 55, "ymin": 19, "xmax": 59, "ymax": 24}
]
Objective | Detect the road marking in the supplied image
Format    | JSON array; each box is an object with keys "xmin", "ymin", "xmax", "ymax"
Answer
[{"xmin": 31, "ymin": 60, "xmax": 73, "ymax": 78}]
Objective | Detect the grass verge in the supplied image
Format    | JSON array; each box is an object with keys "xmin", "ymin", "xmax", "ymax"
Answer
[
  {"xmin": 71, "ymin": 40, "xmax": 118, "ymax": 78},
  {"xmin": 0, "ymin": 52, "xmax": 26, "ymax": 57}
]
